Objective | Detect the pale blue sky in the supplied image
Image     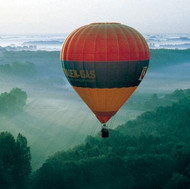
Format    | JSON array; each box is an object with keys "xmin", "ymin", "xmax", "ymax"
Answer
[{"xmin": 0, "ymin": 0, "xmax": 189, "ymax": 34}]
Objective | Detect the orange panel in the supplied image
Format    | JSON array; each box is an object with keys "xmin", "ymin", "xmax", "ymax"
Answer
[{"xmin": 72, "ymin": 86, "xmax": 137, "ymax": 114}]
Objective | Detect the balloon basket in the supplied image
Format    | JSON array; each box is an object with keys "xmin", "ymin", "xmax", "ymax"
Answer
[{"xmin": 100, "ymin": 124, "xmax": 109, "ymax": 138}]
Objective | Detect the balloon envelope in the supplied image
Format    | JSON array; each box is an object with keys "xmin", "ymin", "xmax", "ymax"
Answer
[{"xmin": 60, "ymin": 23, "xmax": 150, "ymax": 123}]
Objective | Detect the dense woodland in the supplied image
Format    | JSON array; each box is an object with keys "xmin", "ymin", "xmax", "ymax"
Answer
[
  {"xmin": 0, "ymin": 132, "xmax": 31, "ymax": 189},
  {"xmin": 30, "ymin": 94, "xmax": 190, "ymax": 189},
  {"xmin": 0, "ymin": 62, "xmax": 36, "ymax": 77},
  {"xmin": 0, "ymin": 88, "xmax": 190, "ymax": 188}
]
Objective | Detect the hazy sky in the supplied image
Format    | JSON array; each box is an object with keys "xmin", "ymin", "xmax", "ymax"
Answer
[{"xmin": 0, "ymin": 0, "xmax": 189, "ymax": 34}]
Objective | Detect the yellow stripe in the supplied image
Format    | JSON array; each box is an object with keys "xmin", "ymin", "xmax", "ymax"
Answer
[{"xmin": 72, "ymin": 86, "xmax": 137, "ymax": 113}]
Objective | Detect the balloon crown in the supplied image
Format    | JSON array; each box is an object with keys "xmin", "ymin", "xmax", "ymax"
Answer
[{"xmin": 90, "ymin": 22, "xmax": 120, "ymax": 25}]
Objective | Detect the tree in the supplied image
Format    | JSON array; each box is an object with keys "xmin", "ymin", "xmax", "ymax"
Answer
[
  {"xmin": 0, "ymin": 88, "xmax": 27, "ymax": 114},
  {"xmin": 0, "ymin": 132, "xmax": 31, "ymax": 189},
  {"xmin": 9, "ymin": 88, "xmax": 27, "ymax": 112},
  {"xmin": 14, "ymin": 133, "xmax": 32, "ymax": 188},
  {"xmin": 0, "ymin": 132, "xmax": 16, "ymax": 187},
  {"xmin": 165, "ymin": 173, "xmax": 190, "ymax": 189}
]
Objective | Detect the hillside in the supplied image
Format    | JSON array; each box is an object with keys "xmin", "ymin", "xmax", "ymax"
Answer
[
  {"xmin": 31, "ymin": 94, "xmax": 190, "ymax": 189},
  {"xmin": 118, "ymin": 93, "xmax": 190, "ymax": 138}
]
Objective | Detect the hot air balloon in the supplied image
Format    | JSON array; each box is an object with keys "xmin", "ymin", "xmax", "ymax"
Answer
[{"xmin": 60, "ymin": 23, "xmax": 149, "ymax": 137}]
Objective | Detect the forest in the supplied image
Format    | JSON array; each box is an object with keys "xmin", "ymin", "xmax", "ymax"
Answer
[{"xmin": 0, "ymin": 88, "xmax": 190, "ymax": 189}]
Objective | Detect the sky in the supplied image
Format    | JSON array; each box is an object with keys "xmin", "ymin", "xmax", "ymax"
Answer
[{"xmin": 0, "ymin": 0, "xmax": 189, "ymax": 34}]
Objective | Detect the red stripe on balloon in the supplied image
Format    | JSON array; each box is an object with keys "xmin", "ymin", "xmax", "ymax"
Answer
[{"xmin": 95, "ymin": 111, "xmax": 117, "ymax": 123}]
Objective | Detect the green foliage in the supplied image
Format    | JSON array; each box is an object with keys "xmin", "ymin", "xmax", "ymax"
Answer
[
  {"xmin": 31, "ymin": 154, "xmax": 174, "ymax": 189},
  {"xmin": 0, "ymin": 61, "xmax": 36, "ymax": 77},
  {"xmin": 30, "ymin": 94, "xmax": 190, "ymax": 189},
  {"xmin": 0, "ymin": 88, "xmax": 27, "ymax": 114},
  {"xmin": 14, "ymin": 133, "xmax": 32, "ymax": 188},
  {"xmin": 118, "ymin": 95, "xmax": 190, "ymax": 139},
  {"xmin": 0, "ymin": 50, "xmax": 60, "ymax": 78},
  {"xmin": 0, "ymin": 87, "xmax": 190, "ymax": 188},
  {"xmin": 126, "ymin": 89, "xmax": 190, "ymax": 111},
  {"xmin": 164, "ymin": 173, "xmax": 190, "ymax": 189},
  {"xmin": 0, "ymin": 132, "xmax": 31, "ymax": 189},
  {"xmin": 149, "ymin": 49, "xmax": 190, "ymax": 69}
]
